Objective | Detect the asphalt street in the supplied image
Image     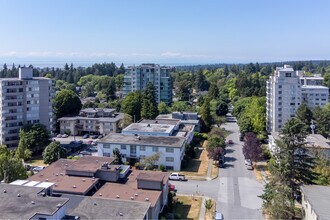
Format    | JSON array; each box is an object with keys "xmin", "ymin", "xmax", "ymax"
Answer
[{"xmin": 170, "ymin": 120, "xmax": 264, "ymax": 219}]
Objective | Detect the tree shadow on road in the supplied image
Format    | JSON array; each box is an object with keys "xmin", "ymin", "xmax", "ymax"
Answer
[
  {"xmin": 225, "ymin": 148, "xmax": 235, "ymax": 154},
  {"xmin": 225, "ymin": 156, "xmax": 237, "ymax": 162}
]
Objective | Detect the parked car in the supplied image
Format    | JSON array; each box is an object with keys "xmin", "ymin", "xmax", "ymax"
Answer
[
  {"xmin": 168, "ymin": 183, "xmax": 176, "ymax": 192},
  {"xmin": 87, "ymin": 140, "xmax": 93, "ymax": 145},
  {"xmin": 239, "ymin": 133, "xmax": 244, "ymax": 141},
  {"xmin": 87, "ymin": 147, "xmax": 98, "ymax": 152},
  {"xmin": 92, "ymin": 135, "xmax": 98, "ymax": 139},
  {"xmin": 83, "ymin": 134, "xmax": 89, "ymax": 139},
  {"xmin": 98, "ymin": 135, "xmax": 103, "ymax": 139},
  {"xmin": 246, "ymin": 164, "xmax": 254, "ymax": 170},
  {"xmin": 214, "ymin": 212, "xmax": 224, "ymax": 220},
  {"xmin": 61, "ymin": 134, "xmax": 69, "ymax": 138},
  {"xmin": 227, "ymin": 140, "xmax": 234, "ymax": 144},
  {"xmin": 32, "ymin": 166, "xmax": 45, "ymax": 172},
  {"xmin": 91, "ymin": 141, "xmax": 97, "ymax": 146},
  {"xmin": 245, "ymin": 159, "xmax": 252, "ymax": 166},
  {"xmin": 169, "ymin": 172, "xmax": 186, "ymax": 181},
  {"xmin": 80, "ymin": 150, "xmax": 92, "ymax": 156},
  {"xmin": 56, "ymin": 134, "xmax": 62, "ymax": 138}
]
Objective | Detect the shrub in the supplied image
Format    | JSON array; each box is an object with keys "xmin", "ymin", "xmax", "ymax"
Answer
[
  {"xmin": 124, "ymin": 161, "xmax": 130, "ymax": 165},
  {"xmin": 159, "ymin": 165, "xmax": 166, "ymax": 172}
]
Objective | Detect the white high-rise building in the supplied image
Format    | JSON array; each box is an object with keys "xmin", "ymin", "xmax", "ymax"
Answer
[
  {"xmin": 0, "ymin": 67, "xmax": 54, "ymax": 147},
  {"xmin": 266, "ymin": 65, "xmax": 329, "ymax": 133}
]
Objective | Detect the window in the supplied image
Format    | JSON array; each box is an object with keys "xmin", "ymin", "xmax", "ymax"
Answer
[
  {"xmin": 166, "ymin": 157, "xmax": 174, "ymax": 162},
  {"xmin": 278, "ymin": 91, "xmax": 282, "ymax": 94},
  {"xmin": 278, "ymin": 85, "xmax": 282, "ymax": 89},
  {"xmin": 166, "ymin": 166, "xmax": 174, "ymax": 170},
  {"xmin": 278, "ymin": 108, "xmax": 282, "ymax": 111},
  {"xmin": 285, "ymin": 72, "xmax": 291, "ymax": 77},
  {"xmin": 152, "ymin": 146, "xmax": 159, "ymax": 152},
  {"xmin": 278, "ymin": 102, "xmax": 282, "ymax": 106},
  {"xmin": 140, "ymin": 155, "xmax": 145, "ymax": 159},
  {"xmin": 290, "ymin": 103, "xmax": 295, "ymax": 106},
  {"xmin": 278, "ymin": 114, "xmax": 282, "ymax": 117},
  {"xmin": 278, "ymin": 97, "xmax": 282, "ymax": 100},
  {"xmin": 166, "ymin": 147, "xmax": 174, "ymax": 153},
  {"xmin": 121, "ymin": 145, "xmax": 126, "ymax": 150},
  {"xmin": 103, "ymin": 143, "xmax": 110, "ymax": 149},
  {"xmin": 140, "ymin": 146, "xmax": 146, "ymax": 151},
  {"xmin": 103, "ymin": 153, "xmax": 111, "ymax": 157}
]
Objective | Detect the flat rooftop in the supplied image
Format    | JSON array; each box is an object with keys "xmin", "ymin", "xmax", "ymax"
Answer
[
  {"xmin": 301, "ymin": 185, "xmax": 330, "ymax": 220},
  {"xmin": 28, "ymin": 159, "xmax": 100, "ymax": 195},
  {"xmin": 98, "ymin": 133, "xmax": 186, "ymax": 148},
  {"xmin": 94, "ymin": 170, "xmax": 167, "ymax": 207},
  {"xmin": 0, "ymin": 184, "xmax": 69, "ymax": 219},
  {"xmin": 81, "ymin": 108, "xmax": 115, "ymax": 113},
  {"xmin": 68, "ymin": 197, "xmax": 150, "ymax": 220},
  {"xmin": 66, "ymin": 156, "xmax": 115, "ymax": 173},
  {"xmin": 140, "ymin": 118, "xmax": 180, "ymax": 125},
  {"xmin": 123, "ymin": 123, "xmax": 175, "ymax": 134}
]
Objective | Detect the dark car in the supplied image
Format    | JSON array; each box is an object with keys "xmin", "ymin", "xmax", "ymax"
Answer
[
  {"xmin": 87, "ymin": 147, "xmax": 98, "ymax": 152},
  {"xmin": 83, "ymin": 134, "xmax": 89, "ymax": 139},
  {"xmin": 92, "ymin": 135, "xmax": 98, "ymax": 139},
  {"xmin": 239, "ymin": 133, "xmax": 244, "ymax": 141},
  {"xmin": 80, "ymin": 150, "xmax": 92, "ymax": 155},
  {"xmin": 98, "ymin": 135, "xmax": 103, "ymax": 139}
]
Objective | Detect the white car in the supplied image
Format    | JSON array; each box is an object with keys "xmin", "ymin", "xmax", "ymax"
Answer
[
  {"xmin": 245, "ymin": 159, "xmax": 252, "ymax": 166},
  {"xmin": 169, "ymin": 172, "xmax": 186, "ymax": 181},
  {"xmin": 32, "ymin": 166, "xmax": 45, "ymax": 172},
  {"xmin": 61, "ymin": 134, "xmax": 69, "ymax": 138}
]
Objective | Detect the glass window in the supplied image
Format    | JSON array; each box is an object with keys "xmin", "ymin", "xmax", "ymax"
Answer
[
  {"xmin": 140, "ymin": 146, "xmax": 146, "ymax": 151},
  {"xmin": 152, "ymin": 147, "xmax": 159, "ymax": 152},
  {"xmin": 121, "ymin": 145, "xmax": 126, "ymax": 150},
  {"xmin": 166, "ymin": 157, "xmax": 174, "ymax": 162},
  {"xmin": 166, "ymin": 147, "xmax": 174, "ymax": 153},
  {"xmin": 103, "ymin": 144, "xmax": 110, "ymax": 149},
  {"xmin": 103, "ymin": 153, "xmax": 111, "ymax": 157}
]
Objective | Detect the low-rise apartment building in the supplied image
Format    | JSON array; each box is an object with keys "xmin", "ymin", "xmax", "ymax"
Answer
[
  {"xmin": 156, "ymin": 111, "xmax": 201, "ymax": 132},
  {"xmin": 301, "ymin": 185, "xmax": 330, "ymax": 220},
  {"xmin": 268, "ymin": 132, "xmax": 330, "ymax": 160},
  {"xmin": 98, "ymin": 118, "xmax": 195, "ymax": 170},
  {"xmin": 58, "ymin": 108, "xmax": 123, "ymax": 135},
  {"xmin": 98, "ymin": 133, "xmax": 186, "ymax": 171},
  {"xmin": 0, "ymin": 67, "xmax": 54, "ymax": 147}
]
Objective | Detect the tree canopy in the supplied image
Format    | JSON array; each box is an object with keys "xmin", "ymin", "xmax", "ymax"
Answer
[
  {"xmin": 42, "ymin": 141, "xmax": 67, "ymax": 164},
  {"xmin": 53, "ymin": 89, "xmax": 82, "ymax": 119}
]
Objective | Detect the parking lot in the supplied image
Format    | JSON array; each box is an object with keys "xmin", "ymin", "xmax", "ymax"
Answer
[{"xmin": 52, "ymin": 135, "xmax": 100, "ymax": 157}]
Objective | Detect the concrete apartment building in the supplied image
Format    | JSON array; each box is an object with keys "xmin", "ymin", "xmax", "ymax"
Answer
[
  {"xmin": 266, "ymin": 65, "xmax": 329, "ymax": 132},
  {"xmin": 0, "ymin": 67, "xmax": 53, "ymax": 147},
  {"xmin": 123, "ymin": 63, "xmax": 172, "ymax": 104},
  {"xmin": 58, "ymin": 108, "xmax": 123, "ymax": 135}
]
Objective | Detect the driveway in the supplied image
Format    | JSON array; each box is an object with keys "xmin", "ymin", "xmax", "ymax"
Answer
[{"xmin": 170, "ymin": 120, "xmax": 264, "ymax": 219}]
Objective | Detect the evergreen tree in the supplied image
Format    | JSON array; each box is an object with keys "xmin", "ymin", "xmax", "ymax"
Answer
[
  {"xmin": 296, "ymin": 103, "xmax": 313, "ymax": 128},
  {"xmin": 223, "ymin": 65, "xmax": 229, "ymax": 76},
  {"xmin": 42, "ymin": 141, "xmax": 67, "ymax": 164},
  {"xmin": 141, "ymin": 82, "xmax": 158, "ymax": 119}
]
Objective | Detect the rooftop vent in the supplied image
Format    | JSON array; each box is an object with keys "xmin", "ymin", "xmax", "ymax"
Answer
[
  {"xmin": 82, "ymin": 179, "xmax": 86, "ymax": 182},
  {"xmin": 57, "ymin": 204, "xmax": 61, "ymax": 208},
  {"xmin": 99, "ymin": 193, "xmax": 102, "ymax": 196},
  {"xmin": 96, "ymin": 160, "xmax": 98, "ymax": 163},
  {"xmin": 55, "ymin": 173, "xmax": 59, "ymax": 176},
  {"xmin": 145, "ymin": 198, "xmax": 149, "ymax": 201},
  {"xmin": 45, "ymin": 179, "xmax": 49, "ymax": 182},
  {"xmin": 54, "ymin": 184, "xmax": 58, "ymax": 187},
  {"xmin": 130, "ymin": 196, "xmax": 134, "ymax": 200},
  {"xmin": 3, "ymin": 190, "xmax": 6, "ymax": 193},
  {"xmin": 94, "ymin": 202, "xmax": 97, "ymax": 206},
  {"xmin": 41, "ymin": 174, "xmax": 43, "ymax": 176},
  {"xmin": 17, "ymin": 194, "xmax": 21, "ymax": 197},
  {"xmin": 116, "ymin": 195, "xmax": 120, "ymax": 198},
  {"xmin": 73, "ymin": 185, "xmax": 76, "ymax": 188},
  {"xmin": 60, "ymin": 173, "xmax": 64, "ymax": 176},
  {"xmin": 119, "ymin": 213, "xmax": 123, "ymax": 216},
  {"xmin": 31, "ymin": 201, "xmax": 35, "ymax": 205},
  {"xmin": 155, "ymin": 120, "xmax": 158, "ymax": 124},
  {"xmin": 134, "ymin": 193, "xmax": 138, "ymax": 197},
  {"xmin": 147, "ymin": 124, "xmax": 151, "ymax": 127},
  {"xmin": 65, "ymin": 164, "xmax": 68, "ymax": 166}
]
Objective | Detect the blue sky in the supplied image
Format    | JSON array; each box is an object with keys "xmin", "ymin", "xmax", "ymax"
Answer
[{"xmin": 0, "ymin": 0, "xmax": 330, "ymax": 66}]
